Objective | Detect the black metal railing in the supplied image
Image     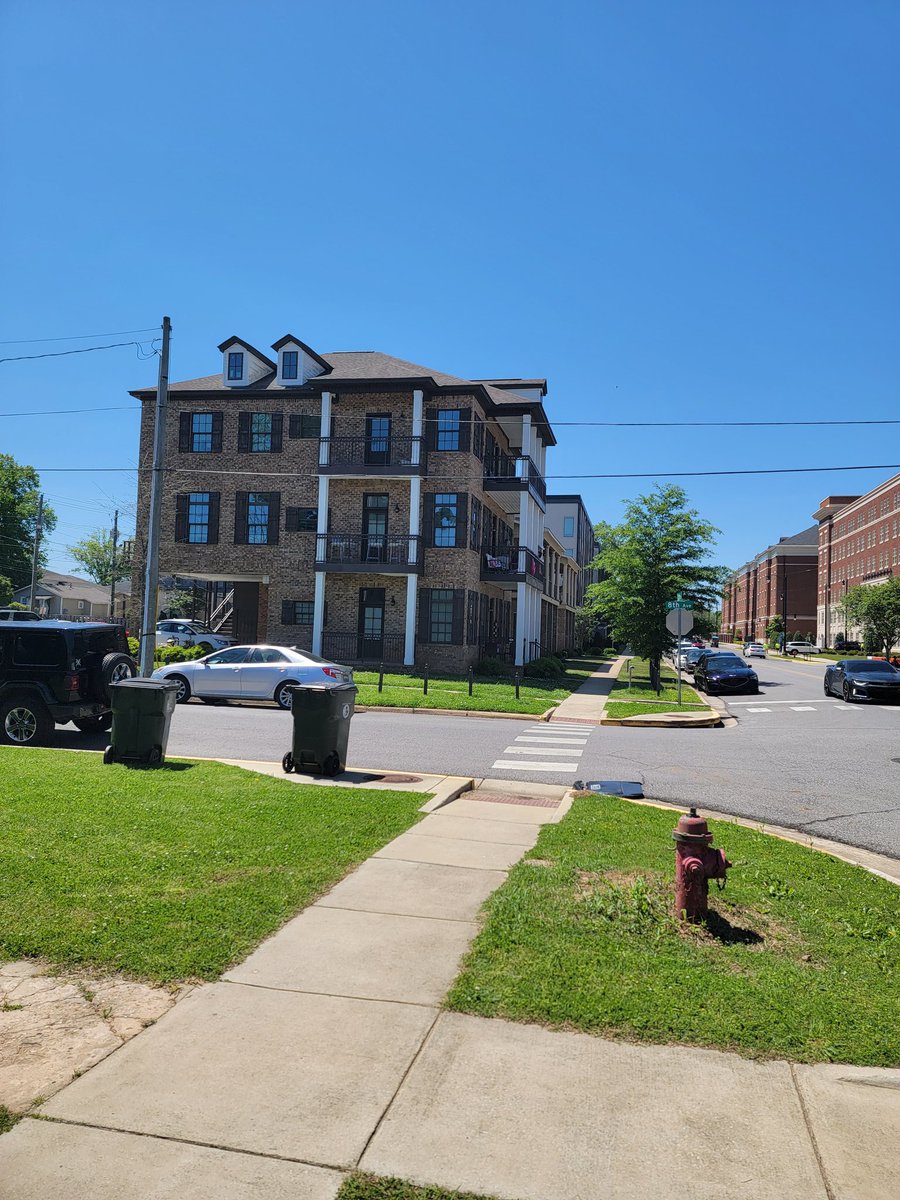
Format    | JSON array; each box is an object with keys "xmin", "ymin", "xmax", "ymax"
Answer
[
  {"xmin": 482, "ymin": 452, "xmax": 546, "ymax": 504},
  {"xmin": 315, "ymin": 533, "xmax": 421, "ymax": 569},
  {"xmin": 480, "ymin": 545, "xmax": 546, "ymax": 585},
  {"xmin": 477, "ymin": 640, "xmax": 514, "ymax": 663},
  {"xmin": 319, "ymin": 435, "xmax": 423, "ymax": 470},
  {"xmin": 321, "ymin": 632, "xmax": 406, "ymax": 664}
]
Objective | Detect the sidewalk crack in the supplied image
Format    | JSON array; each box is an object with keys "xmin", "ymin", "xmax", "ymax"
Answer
[{"xmin": 789, "ymin": 1063, "xmax": 836, "ymax": 1200}]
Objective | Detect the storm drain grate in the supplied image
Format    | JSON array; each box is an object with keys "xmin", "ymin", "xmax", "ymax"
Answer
[
  {"xmin": 469, "ymin": 791, "xmax": 561, "ymax": 809},
  {"xmin": 370, "ymin": 773, "xmax": 423, "ymax": 784}
]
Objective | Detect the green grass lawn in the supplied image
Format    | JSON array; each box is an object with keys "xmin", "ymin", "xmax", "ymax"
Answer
[
  {"xmin": 353, "ymin": 657, "xmax": 607, "ymax": 715},
  {"xmin": 447, "ymin": 795, "xmax": 900, "ymax": 1065},
  {"xmin": 338, "ymin": 1176, "xmax": 499, "ymax": 1200},
  {"xmin": 604, "ymin": 700, "xmax": 715, "ymax": 719},
  {"xmin": 612, "ymin": 656, "xmax": 702, "ymax": 706},
  {"xmin": 0, "ymin": 748, "xmax": 424, "ymax": 983}
]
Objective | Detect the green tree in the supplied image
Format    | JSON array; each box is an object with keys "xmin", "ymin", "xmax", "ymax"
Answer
[
  {"xmin": 0, "ymin": 455, "xmax": 56, "ymax": 590},
  {"xmin": 585, "ymin": 485, "xmax": 728, "ymax": 689},
  {"xmin": 67, "ymin": 527, "xmax": 130, "ymax": 587},
  {"xmin": 765, "ymin": 615, "xmax": 784, "ymax": 648},
  {"xmin": 0, "ymin": 575, "xmax": 11, "ymax": 606},
  {"xmin": 839, "ymin": 579, "xmax": 900, "ymax": 661}
]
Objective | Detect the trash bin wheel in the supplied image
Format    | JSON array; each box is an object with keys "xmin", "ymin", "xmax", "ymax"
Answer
[
  {"xmin": 147, "ymin": 746, "xmax": 162, "ymax": 765},
  {"xmin": 282, "ymin": 751, "xmax": 294, "ymax": 774},
  {"xmin": 322, "ymin": 752, "xmax": 341, "ymax": 777},
  {"xmin": 102, "ymin": 745, "xmax": 115, "ymax": 765}
]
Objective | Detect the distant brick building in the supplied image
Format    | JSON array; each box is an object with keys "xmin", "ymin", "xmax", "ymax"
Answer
[{"xmin": 721, "ymin": 527, "xmax": 818, "ymax": 643}]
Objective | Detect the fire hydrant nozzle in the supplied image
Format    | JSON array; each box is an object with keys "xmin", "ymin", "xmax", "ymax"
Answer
[{"xmin": 672, "ymin": 809, "xmax": 731, "ymax": 922}]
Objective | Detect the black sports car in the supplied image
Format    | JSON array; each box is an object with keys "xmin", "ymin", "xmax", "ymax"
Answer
[
  {"xmin": 695, "ymin": 653, "xmax": 759, "ymax": 695},
  {"xmin": 824, "ymin": 658, "xmax": 900, "ymax": 703}
]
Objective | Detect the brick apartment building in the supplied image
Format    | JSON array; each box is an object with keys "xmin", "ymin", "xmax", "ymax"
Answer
[
  {"xmin": 814, "ymin": 475, "xmax": 900, "ymax": 647},
  {"xmin": 131, "ymin": 334, "xmax": 567, "ymax": 668},
  {"xmin": 721, "ymin": 526, "xmax": 818, "ymax": 643}
]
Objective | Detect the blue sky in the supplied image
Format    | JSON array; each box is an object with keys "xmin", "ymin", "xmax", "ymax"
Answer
[{"xmin": 2, "ymin": 1, "xmax": 899, "ymax": 577}]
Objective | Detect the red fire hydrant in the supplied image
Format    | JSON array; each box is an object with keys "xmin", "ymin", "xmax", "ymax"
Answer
[{"xmin": 672, "ymin": 808, "xmax": 732, "ymax": 922}]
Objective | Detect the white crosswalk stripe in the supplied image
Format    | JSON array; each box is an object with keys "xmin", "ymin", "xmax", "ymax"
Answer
[
  {"xmin": 491, "ymin": 761, "xmax": 580, "ymax": 772},
  {"xmin": 791, "ymin": 706, "xmax": 816, "ymax": 712},
  {"xmin": 500, "ymin": 746, "xmax": 585, "ymax": 756},
  {"xmin": 491, "ymin": 724, "xmax": 593, "ymax": 776}
]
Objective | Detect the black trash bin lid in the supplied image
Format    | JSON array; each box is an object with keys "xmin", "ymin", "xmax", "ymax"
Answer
[{"xmin": 112, "ymin": 677, "xmax": 179, "ymax": 690}]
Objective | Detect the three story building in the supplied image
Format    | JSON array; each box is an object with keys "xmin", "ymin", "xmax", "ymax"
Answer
[{"xmin": 131, "ymin": 335, "xmax": 556, "ymax": 668}]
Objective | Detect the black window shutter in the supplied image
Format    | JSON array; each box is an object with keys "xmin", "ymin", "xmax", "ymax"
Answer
[
  {"xmin": 459, "ymin": 407, "xmax": 472, "ymax": 452},
  {"xmin": 281, "ymin": 599, "xmax": 294, "ymax": 625},
  {"xmin": 211, "ymin": 412, "xmax": 223, "ymax": 452},
  {"xmin": 234, "ymin": 492, "xmax": 249, "ymax": 543},
  {"xmin": 238, "ymin": 413, "xmax": 251, "ymax": 452},
  {"xmin": 456, "ymin": 494, "xmax": 468, "ymax": 549},
  {"xmin": 469, "ymin": 499, "xmax": 480, "ymax": 550},
  {"xmin": 451, "ymin": 590, "xmax": 465, "ymax": 645},
  {"xmin": 271, "ymin": 413, "xmax": 283, "ymax": 452},
  {"xmin": 424, "ymin": 407, "xmax": 438, "ymax": 451},
  {"xmin": 207, "ymin": 492, "xmax": 220, "ymax": 544},
  {"xmin": 285, "ymin": 506, "xmax": 299, "ymax": 532},
  {"xmin": 178, "ymin": 413, "xmax": 191, "ymax": 452},
  {"xmin": 289, "ymin": 414, "xmax": 300, "ymax": 438},
  {"xmin": 267, "ymin": 492, "xmax": 281, "ymax": 544},
  {"xmin": 174, "ymin": 494, "xmax": 189, "ymax": 542},
  {"xmin": 418, "ymin": 589, "xmax": 432, "ymax": 645},
  {"xmin": 423, "ymin": 493, "xmax": 436, "ymax": 547},
  {"xmin": 473, "ymin": 414, "xmax": 484, "ymax": 460}
]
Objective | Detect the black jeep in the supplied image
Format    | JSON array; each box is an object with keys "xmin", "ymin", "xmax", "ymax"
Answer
[{"xmin": 0, "ymin": 621, "xmax": 136, "ymax": 747}]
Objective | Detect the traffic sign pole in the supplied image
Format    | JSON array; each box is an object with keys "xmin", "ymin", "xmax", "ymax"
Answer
[{"xmin": 677, "ymin": 608, "xmax": 682, "ymax": 705}]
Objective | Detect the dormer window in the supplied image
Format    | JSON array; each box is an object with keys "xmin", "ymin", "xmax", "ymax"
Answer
[
  {"xmin": 227, "ymin": 352, "xmax": 244, "ymax": 381},
  {"xmin": 281, "ymin": 350, "xmax": 298, "ymax": 380}
]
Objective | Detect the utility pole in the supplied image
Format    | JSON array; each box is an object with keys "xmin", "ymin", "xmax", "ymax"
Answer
[
  {"xmin": 109, "ymin": 510, "xmax": 119, "ymax": 622},
  {"xmin": 781, "ymin": 570, "xmax": 788, "ymax": 653},
  {"xmin": 29, "ymin": 494, "xmax": 43, "ymax": 613},
  {"xmin": 139, "ymin": 316, "xmax": 171, "ymax": 676}
]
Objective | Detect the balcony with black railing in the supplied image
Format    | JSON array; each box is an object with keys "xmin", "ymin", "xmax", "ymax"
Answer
[
  {"xmin": 480, "ymin": 545, "xmax": 545, "ymax": 588},
  {"xmin": 322, "ymin": 631, "xmax": 406, "ymax": 665},
  {"xmin": 315, "ymin": 533, "xmax": 422, "ymax": 573},
  {"xmin": 319, "ymin": 435, "xmax": 424, "ymax": 475},
  {"xmin": 482, "ymin": 451, "xmax": 546, "ymax": 509}
]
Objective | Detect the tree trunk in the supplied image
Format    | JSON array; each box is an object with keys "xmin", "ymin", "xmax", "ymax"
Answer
[{"xmin": 650, "ymin": 654, "xmax": 661, "ymax": 695}]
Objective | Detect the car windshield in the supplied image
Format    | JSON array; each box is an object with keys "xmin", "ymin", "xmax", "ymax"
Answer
[
  {"xmin": 843, "ymin": 660, "xmax": 899, "ymax": 674},
  {"xmin": 185, "ymin": 622, "xmax": 213, "ymax": 633},
  {"xmin": 706, "ymin": 655, "xmax": 744, "ymax": 668}
]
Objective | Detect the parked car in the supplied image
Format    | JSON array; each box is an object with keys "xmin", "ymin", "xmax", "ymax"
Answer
[
  {"xmin": 744, "ymin": 642, "xmax": 766, "ymax": 659},
  {"xmin": 682, "ymin": 647, "xmax": 711, "ymax": 674},
  {"xmin": 695, "ymin": 653, "xmax": 759, "ymax": 695},
  {"xmin": 824, "ymin": 658, "xmax": 900, "ymax": 703},
  {"xmin": 152, "ymin": 644, "xmax": 353, "ymax": 708},
  {"xmin": 785, "ymin": 641, "xmax": 820, "ymax": 656},
  {"xmin": 0, "ymin": 609, "xmax": 41, "ymax": 622},
  {"xmin": 0, "ymin": 620, "xmax": 135, "ymax": 746},
  {"xmin": 155, "ymin": 620, "xmax": 232, "ymax": 654},
  {"xmin": 834, "ymin": 640, "xmax": 861, "ymax": 653}
]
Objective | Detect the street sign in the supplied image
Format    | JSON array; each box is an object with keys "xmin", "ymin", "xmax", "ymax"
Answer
[
  {"xmin": 666, "ymin": 609, "xmax": 694, "ymax": 635},
  {"xmin": 666, "ymin": 600, "xmax": 692, "ymax": 610}
]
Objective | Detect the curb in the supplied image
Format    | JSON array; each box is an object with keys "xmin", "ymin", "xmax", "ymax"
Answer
[
  {"xmin": 355, "ymin": 705, "xmax": 554, "ymax": 721},
  {"xmin": 600, "ymin": 710, "xmax": 720, "ymax": 728},
  {"xmin": 418, "ymin": 778, "xmax": 475, "ymax": 812}
]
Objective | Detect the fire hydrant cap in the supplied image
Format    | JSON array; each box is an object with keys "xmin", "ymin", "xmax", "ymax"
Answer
[{"xmin": 672, "ymin": 807, "xmax": 713, "ymax": 843}]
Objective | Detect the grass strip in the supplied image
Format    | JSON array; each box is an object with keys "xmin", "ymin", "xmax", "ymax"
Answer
[
  {"xmin": 604, "ymin": 701, "xmax": 715, "ymax": 719},
  {"xmin": 0, "ymin": 749, "xmax": 423, "ymax": 984},
  {"xmin": 338, "ymin": 1175, "xmax": 500, "ymax": 1200},
  {"xmin": 612, "ymin": 656, "xmax": 702, "ymax": 705},
  {"xmin": 447, "ymin": 794, "xmax": 900, "ymax": 1065}
]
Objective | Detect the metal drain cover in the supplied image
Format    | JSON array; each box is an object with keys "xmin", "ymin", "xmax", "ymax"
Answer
[
  {"xmin": 583, "ymin": 780, "xmax": 644, "ymax": 799},
  {"xmin": 371, "ymin": 773, "xmax": 423, "ymax": 784}
]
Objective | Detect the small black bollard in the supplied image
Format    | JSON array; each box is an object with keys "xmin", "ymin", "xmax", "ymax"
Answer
[
  {"xmin": 467, "ymin": 665, "xmax": 473, "ymax": 696},
  {"xmin": 515, "ymin": 670, "xmax": 521, "ymax": 700},
  {"xmin": 423, "ymin": 663, "xmax": 429, "ymax": 695},
  {"xmin": 378, "ymin": 662, "xmax": 384, "ymax": 693}
]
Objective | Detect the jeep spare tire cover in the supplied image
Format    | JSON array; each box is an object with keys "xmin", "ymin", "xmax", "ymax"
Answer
[{"xmin": 101, "ymin": 652, "xmax": 137, "ymax": 700}]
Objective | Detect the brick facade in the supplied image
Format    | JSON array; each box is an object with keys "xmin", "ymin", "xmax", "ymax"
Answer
[{"xmin": 721, "ymin": 528, "xmax": 818, "ymax": 643}]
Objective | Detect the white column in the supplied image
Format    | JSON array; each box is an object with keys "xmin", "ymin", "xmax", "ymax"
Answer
[
  {"xmin": 312, "ymin": 571, "xmax": 326, "ymax": 655},
  {"xmin": 404, "ymin": 574, "xmax": 417, "ymax": 666},
  {"xmin": 412, "ymin": 388, "xmax": 424, "ymax": 464},
  {"xmin": 515, "ymin": 581, "xmax": 527, "ymax": 665},
  {"xmin": 408, "ymin": 476, "xmax": 421, "ymax": 564},
  {"xmin": 318, "ymin": 391, "xmax": 332, "ymax": 465}
]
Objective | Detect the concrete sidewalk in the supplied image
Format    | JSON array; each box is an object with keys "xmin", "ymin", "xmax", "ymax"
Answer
[
  {"xmin": 2, "ymin": 780, "xmax": 898, "ymax": 1200},
  {"xmin": 548, "ymin": 655, "xmax": 626, "ymax": 723}
]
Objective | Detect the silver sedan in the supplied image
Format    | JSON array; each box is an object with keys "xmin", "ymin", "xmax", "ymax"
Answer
[{"xmin": 152, "ymin": 645, "xmax": 353, "ymax": 708}]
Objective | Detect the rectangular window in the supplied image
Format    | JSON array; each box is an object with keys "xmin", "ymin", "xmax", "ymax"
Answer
[
  {"xmin": 563, "ymin": 516, "xmax": 575, "ymax": 537},
  {"xmin": 433, "ymin": 494, "xmax": 458, "ymax": 547},
  {"xmin": 285, "ymin": 506, "xmax": 318, "ymax": 532},
  {"xmin": 282, "ymin": 350, "xmax": 298, "ymax": 380},
  {"xmin": 436, "ymin": 409, "xmax": 461, "ymax": 451},
  {"xmin": 227, "ymin": 351, "xmax": 243, "ymax": 380},
  {"xmin": 430, "ymin": 589, "xmax": 455, "ymax": 643},
  {"xmin": 188, "ymin": 493, "xmax": 211, "ymax": 543},
  {"xmin": 288, "ymin": 414, "xmax": 319, "ymax": 439},
  {"xmin": 282, "ymin": 600, "xmax": 314, "ymax": 625},
  {"xmin": 473, "ymin": 414, "xmax": 485, "ymax": 459},
  {"xmin": 191, "ymin": 413, "xmax": 213, "ymax": 452},
  {"xmin": 248, "ymin": 494, "xmax": 271, "ymax": 544},
  {"xmin": 470, "ymin": 498, "xmax": 481, "ymax": 551},
  {"xmin": 251, "ymin": 413, "xmax": 273, "ymax": 452}
]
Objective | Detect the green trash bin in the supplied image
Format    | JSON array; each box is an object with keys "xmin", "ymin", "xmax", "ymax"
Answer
[
  {"xmin": 103, "ymin": 678, "xmax": 179, "ymax": 766},
  {"xmin": 282, "ymin": 683, "xmax": 357, "ymax": 777}
]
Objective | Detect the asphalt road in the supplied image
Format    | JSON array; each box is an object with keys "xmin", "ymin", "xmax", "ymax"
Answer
[{"xmin": 53, "ymin": 648, "xmax": 900, "ymax": 859}]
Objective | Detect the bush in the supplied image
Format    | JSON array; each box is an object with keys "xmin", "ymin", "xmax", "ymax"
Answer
[
  {"xmin": 524, "ymin": 655, "xmax": 566, "ymax": 679},
  {"xmin": 127, "ymin": 636, "xmax": 140, "ymax": 657},
  {"xmin": 475, "ymin": 656, "xmax": 513, "ymax": 678},
  {"xmin": 153, "ymin": 644, "xmax": 206, "ymax": 665}
]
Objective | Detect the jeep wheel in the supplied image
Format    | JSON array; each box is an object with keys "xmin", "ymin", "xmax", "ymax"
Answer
[
  {"xmin": 73, "ymin": 713, "xmax": 113, "ymax": 734},
  {"xmin": 101, "ymin": 653, "xmax": 137, "ymax": 701},
  {"xmin": 0, "ymin": 695, "xmax": 53, "ymax": 747}
]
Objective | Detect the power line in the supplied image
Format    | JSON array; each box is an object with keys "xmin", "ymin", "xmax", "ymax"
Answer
[
  {"xmin": 547, "ymin": 418, "xmax": 900, "ymax": 428},
  {"xmin": 0, "ymin": 326, "xmax": 160, "ymax": 345},
  {"xmin": 0, "ymin": 340, "xmax": 158, "ymax": 364},
  {"xmin": 0, "ymin": 405, "xmax": 141, "ymax": 418}
]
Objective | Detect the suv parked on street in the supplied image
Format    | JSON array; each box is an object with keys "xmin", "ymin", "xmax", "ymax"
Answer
[
  {"xmin": 0, "ymin": 620, "xmax": 136, "ymax": 746},
  {"xmin": 155, "ymin": 620, "xmax": 232, "ymax": 654},
  {"xmin": 785, "ymin": 641, "xmax": 820, "ymax": 656},
  {"xmin": 0, "ymin": 609, "xmax": 41, "ymax": 622}
]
